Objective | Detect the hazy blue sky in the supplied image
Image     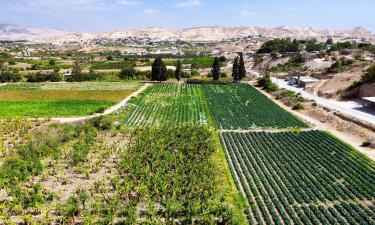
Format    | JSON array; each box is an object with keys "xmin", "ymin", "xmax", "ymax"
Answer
[{"xmin": 0, "ymin": 0, "xmax": 374, "ymax": 32}]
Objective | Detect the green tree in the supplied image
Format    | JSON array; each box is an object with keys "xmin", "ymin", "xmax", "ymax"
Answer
[
  {"xmin": 212, "ymin": 57, "xmax": 220, "ymax": 81},
  {"xmin": 175, "ymin": 60, "xmax": 182, "ymax": 82},
  {"xmin": 232, "ymin": 57, "xmax": 239, "ymax": 81},
  {"xmin": 326, "ymin": 38, "xmax": 334, "ymax": 45},
  {"xmin": 68, "ymin": 59, "xmax": 83, "ymax": 82},
  {"xmin": 151, "ymin": 57, "xmax": 167, "ymax": 82},
  {"xmin": 48, "ymin": 59, "xmax": 56, "ymax": 66},
  {"xmin": 238, "ymin": 52, "xmax": 246, "ymax": 80},
  {"xmin": 306, "ymin": 39, "xmax": 323, "ymax": 52},
  {"xmin": 120, "ymin": 67, "xmax": 136, "ymax": 80},
  {"xmin": 49, "ymin": 68, "xmax": 62, "ymax": 82}
]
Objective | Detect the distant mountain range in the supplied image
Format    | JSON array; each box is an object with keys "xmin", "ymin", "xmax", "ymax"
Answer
[{"xmin": 1, "ymin": 24, "xmax": 374, "ymax": 43}]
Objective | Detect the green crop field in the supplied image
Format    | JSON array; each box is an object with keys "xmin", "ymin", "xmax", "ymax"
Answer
[
  {"xmin": 122, "ymin": 83, "xmax": 209, "ymax": 126},
  {"xmin": 203, "ymin": 83, "xmax": 308, "ymax": 129},
  {"xmin": 220, "ymin": 130, "xmax": 375, "ymax": 225},
  {"xmin": 0, "ymin": 100, "xmax": 117, "ymax": 118},
  {"xmin": 0, "ymin": 81, "xmax": 140, "ymax": 91},
  {"xmin": 0, "ymin": 82, "xmax": 140, "ymax": 118}
]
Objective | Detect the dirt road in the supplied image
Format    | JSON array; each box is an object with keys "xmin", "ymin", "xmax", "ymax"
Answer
[
  {"xmin": 51, "ymin": 83, "xmax": 150, "ymax": 123},
  {"xmin": 272, "ymin": 78, "xmax": 375, "ymax": 126}
]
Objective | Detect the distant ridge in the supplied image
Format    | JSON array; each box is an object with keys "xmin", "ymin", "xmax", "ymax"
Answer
[{"xmin": 1, "ymin": 24, "xmax": 374, "ymax": 43}]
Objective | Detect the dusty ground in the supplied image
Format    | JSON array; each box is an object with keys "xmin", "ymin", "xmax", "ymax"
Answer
[
  {"xmin": 301, "ymin": 104, "xmax": 375, "ymax": 146},
  {"xmin": 307, "ymin": 65, "xmax": 368, "ymax": 99}
]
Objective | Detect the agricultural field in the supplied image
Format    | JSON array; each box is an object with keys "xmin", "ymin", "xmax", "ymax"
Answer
[
  {"xmin": 0, "ymin": 120, "xmax": 245, "ymax": 224},
  {"xmin": 0, "ymin": 82, "xmax": 140, "ymax": 118},
  {"xmin": 221, "ymin": 130, "xmax": 375, "ymax": 225},
  {"xmin": 122, "ymin": 83, "xmax": 209, "ymax": 126},
  {"xmin": 203, "ymin": 83, "xmax": 308, "ymax": 129},
  {"xmin": 0, "ymin": 81, "xmax": 140, "ymax": 91}
]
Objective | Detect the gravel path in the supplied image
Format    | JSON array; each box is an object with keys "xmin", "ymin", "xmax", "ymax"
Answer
[{"xmin": 51, "ymin": 83, "xmax": 151, "ymax": 123}]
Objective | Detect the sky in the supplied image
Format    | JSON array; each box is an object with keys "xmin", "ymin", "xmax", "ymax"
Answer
[{"xmin": 0, "ymin": 0, "xmax": 374, "ymax": 33}]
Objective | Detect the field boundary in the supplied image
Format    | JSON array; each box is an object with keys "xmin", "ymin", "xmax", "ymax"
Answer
[
  {"xmin": 244, "ymin": 82, "xmax": 375, "ymax": 161},
  {"xmin": 51, "ymin": 83, "xmax": 151, "ymax": 123},
  {"xmin": 219, "ymin": 128, "xmax": 316, "ymax": 133}
]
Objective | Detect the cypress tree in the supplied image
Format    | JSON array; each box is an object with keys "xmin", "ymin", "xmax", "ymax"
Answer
[
  {"xmin": 175, "ymin": 60, "xmax": 182, "ymax": 82},
  {"xmin": 232, "ymin": 57, "xmax": 239, "ymax": 81},
  {"xmin": 152, "ymin": 57, "xmax": 167, "ymax": 82},
  {"xmin": 212, "ymin": 57, "xmax": 220, "ymax": 81},
  {"xmin": 238, "ymin": 52, "xmax": 246, "ymax": 80}
]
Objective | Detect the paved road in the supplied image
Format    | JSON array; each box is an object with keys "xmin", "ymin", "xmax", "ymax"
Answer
[{"xmin": 272, "ymin": 77, "xmax": 375, "ymax": 126}]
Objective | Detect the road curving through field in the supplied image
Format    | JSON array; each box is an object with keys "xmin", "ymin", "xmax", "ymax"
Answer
[{"xmin": 51, "ymin": 83, "xmax": 151, "ymax": 123}]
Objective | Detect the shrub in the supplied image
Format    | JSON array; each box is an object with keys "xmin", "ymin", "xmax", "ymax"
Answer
[
  {"xmin": 0, "ymin": 71, "xmax": 21, "ymax": 82},
  {"xmin": 257, "ymin": 73, "xmax": 278, "ymax": 92},
  {"xmin": 119, "ymin": 67, "xmax": 136, "ymax": 80},
  {"xmin": 90, "ymin": 116, "xmax": 113, "ymax": 130},
  {"xmin": 328, "ymin": 60, "xmax": 342, "ymax": 73},
  {"xmin": 292, "ymin": 102, "xmax": 304, "ymax": 110},
  {"xmin": 95, "ymin": 107, "xmax": 106, "ymax": 114},
  {"xmin": 0, "ymin": 156, "xmax": 30, "ymax": 184},
  {"xmin": 361, "ymin": 139, "xmax": 374, "ymax": 148}
]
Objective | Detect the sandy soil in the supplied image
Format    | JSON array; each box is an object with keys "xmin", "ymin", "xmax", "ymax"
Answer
[{"xmin": 308, "ymin": 66, "xmax": 367, "ymax": 98}]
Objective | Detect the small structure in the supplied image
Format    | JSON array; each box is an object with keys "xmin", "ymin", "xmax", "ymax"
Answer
[
  {"xmin": 362, "ymin": 97, "xmax": 375, "ymax": 109},
  {"xmin": 289, "ymin": 75, "xmax": 318, "ymax": 88}
]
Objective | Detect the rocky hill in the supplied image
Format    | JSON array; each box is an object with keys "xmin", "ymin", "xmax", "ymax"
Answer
[
  {"xmin": 1, "ymin": 24, "xmax": 374, "ymax": 43},
  {"xmin": 0, "ymin": 24, "xmax": 67, "ymax": 41}
]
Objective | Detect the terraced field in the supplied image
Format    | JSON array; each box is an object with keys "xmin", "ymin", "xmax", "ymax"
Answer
[
  {"xmin": 220, "ymin": 130, "xmax": 375, "ymax": 225},
  {"xmin": 203, "ymin": 83, "xmax": 308, "ymax": 129},
  {"xmin": 123, "ymin": 83, "xmax": 209, "ymax": 126}
]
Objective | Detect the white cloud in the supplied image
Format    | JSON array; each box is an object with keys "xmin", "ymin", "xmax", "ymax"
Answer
[
  {"xmin": 143, "ymin": 8, "xmax": 158, "ymax": 15},
  {"xmin": 176, "ymin": 0, "xmax": 201, "ymax": 8},
  {"xmin": 1, "ymin": 0, "xmax": 141, "ymax": 11},
  {"xmin": 119, "ymin": 0, "xmax": 140, "ymax": 6}
]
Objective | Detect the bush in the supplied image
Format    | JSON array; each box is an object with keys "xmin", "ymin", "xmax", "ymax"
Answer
[
  {"xmin": 292, "ymin": 102, "xmax": 304, "ymax": 110},
  {"xmin": 0, "ymin": 157, "xmax": 30, "ymax": 184},
  {"xmin": 119, "ymin": 67, "xmax": 136, "ymax": 79},
  {"xmin": 347, "ymin": 64, "xmax": 375, "ymax": 90},
  {"xmin": 361, "ymin": 139, "xmax": 374, "ymax": 148},
  {"xmin": 327, "ymin": 60, "xmax": 342, "ymax": 73},
  {"xmin": 265, "ymin": 83, "xmax": 278, "ymax": 92},
  {"xmin": 90, "ymin": 116, "xmax": 113, "ymax": 130},
  {"xmin": 0, "ymin": 71, "xmax": 22, "ymax": 82},
  {"xmin": 257, "ymin": 73, "xmax": 278, "ymax": 92},
  {"xmin": 26, "ymin": 72, "xmax": 61, "ymax": 82},
  {"xmin": 95, "ymin": 107, "xmax": 106, "ymax": 114}
]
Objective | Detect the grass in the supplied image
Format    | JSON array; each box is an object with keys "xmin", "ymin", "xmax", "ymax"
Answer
[
  {"xmin": 0, "ymin": 100, "xmax": 117, "ymax": 118},
  {"xmin": 0, "ymin": 90, "xmax": 135, "ymax": 101},
  {"xmin": 0, "ymin": 82, "xmax": 141, "ymax": 118},
  {"xmin": 0, "ymin": 81, "xmax": 140, "ymax": 91},
  {"xmin": 213, "ymin": 132, "xmax": 248, "ymax": 224}
]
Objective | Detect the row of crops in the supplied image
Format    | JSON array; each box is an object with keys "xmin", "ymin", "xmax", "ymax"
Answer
[
  {"xmin": 220, "ymin": 130, "xmax": 375, "ymax": 225},
  {"xmin": 203, "ymin": 83, "xmax": 308, "ymax": 129},
  {"xmin": 123, "ymin": 83, "xmax": 208, "ymax": 126},
  {"xmin": 122, "ymin": 83, "xmax": 307, "ymax": 129}
]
